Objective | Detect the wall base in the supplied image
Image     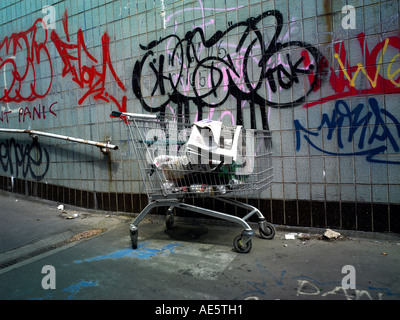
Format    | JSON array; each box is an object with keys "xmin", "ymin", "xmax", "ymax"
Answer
[{"xmin": 1, "ymin": 175, "xmax": 398, "ymax": 233}]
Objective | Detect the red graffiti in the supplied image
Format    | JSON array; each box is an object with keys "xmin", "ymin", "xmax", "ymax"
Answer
[
  {"xmin": 302, "ymin": 49, "xmax": 329, "ymax": 93},
  {"xmin": 18, "ymin": 102, "xmax": 58, "ymax": 123},
  {"xmin": 0, "ymin": 18, "xmax": 53, "ymax": 103},
  {"xmin": 304, "ymin": 33, "xmax": 400, "ymax": 108},
  {"xmin": 0, "ymin": 110, "xmax": 12, "ymax": 123},
  {"xmin": 50, "ymin": 11, "xmax": 127, "ymax": 114}
]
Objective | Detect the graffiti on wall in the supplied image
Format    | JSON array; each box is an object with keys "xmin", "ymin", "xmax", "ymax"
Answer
[
  {"xmin": 132, "ymin": 9, "xmax": 325, "ymax": 130},
  {"xmin": 0, "ymin": 11, "xmax": 127, "ymax": 117},
  {"xmin": 295, "ymin": 98, "xmax": 400, "ymax": 165},
  {"xmin": 0, "ymin": 11, "xmax": 127, "ymax": 180},
  {"xmin": 0, "ymin": 102, "xmax": 58, "ymax": 124},
  {"xmin": 0, "ymin": 138, "xmax": 50, "ymax": 181},
  {"xmin": 1, "ymin": 3, "xmax": 400, "ymax": 168},
  {"xmin": 50, "ymin": 12, "xmax": 127, "ymax": 114},
  {"xmin": 304, "ymin": 33, "xmax": 400, "ymax": 108},
  {"xmin": 132, "ymin": 4, "xmax": 400, "ymax": 163},
  {"xmin": 0, "ymin": 18, "xmax": 53, "ymax": 103},
  {"xmin": 296, "ymin": 33, "xmax": 400, "ymax": 164}
]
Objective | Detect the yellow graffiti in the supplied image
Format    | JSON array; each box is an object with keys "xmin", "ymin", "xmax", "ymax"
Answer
[
  {"xmin": 334, "ymin": 38, "xmax": 400, "ymax": 88},
  {"xmin": 387, "ymin": 53, "xmax": 400, "ymax": 87}
]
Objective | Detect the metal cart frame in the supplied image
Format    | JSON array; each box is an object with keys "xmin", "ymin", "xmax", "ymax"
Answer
[{"xmin": 112, "ymin": 111, "xmax": 275, "ymax": 253}]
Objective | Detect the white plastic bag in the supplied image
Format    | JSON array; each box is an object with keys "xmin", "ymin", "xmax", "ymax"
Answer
[{"xmin": 153, "ymin": 155, "xmax": 190, "ymax": 180}]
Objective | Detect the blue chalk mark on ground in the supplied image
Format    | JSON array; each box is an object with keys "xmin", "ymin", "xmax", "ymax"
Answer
[
  {"xmin": 29, "ymin": 279, "xmax": 99, "ymax": 300},
  {"xmin": 62, "ymin": 280, "xmax": 99, "ymax": 300},
  {"xmin": 74, "ymin": 242, "xmax": 183, "ymax": 264}
]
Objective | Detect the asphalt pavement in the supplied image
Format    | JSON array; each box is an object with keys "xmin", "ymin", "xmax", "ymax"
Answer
[{"xmin": 0, "ymin": 191, "xmax": 400, "ymax": 303}]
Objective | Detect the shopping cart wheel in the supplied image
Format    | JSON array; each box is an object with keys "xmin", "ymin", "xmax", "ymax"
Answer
[
  {"xmin": 166, "ymin": 214, "xmax": 174, "ymax": 229},
  {"xmin": 233, "ymin": 235, "xmax": 252, "ymax": 253},
  {"xmin": 259, "ymin": 222, "xmax": 276, "ymax": 240},
  {"xmin": 130, "ymin": 230, "xmax": 138, "ymax": 249}
]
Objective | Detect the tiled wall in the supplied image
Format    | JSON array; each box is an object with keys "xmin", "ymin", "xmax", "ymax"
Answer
[{"xmin": 1, "ymin": 0, "xmax": 399, "ymax": 233}]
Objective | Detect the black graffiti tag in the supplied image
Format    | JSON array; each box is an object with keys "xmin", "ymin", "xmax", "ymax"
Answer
[
  {"xmin": 0, "ymin": 138, "xmax": 50, "ymax": 181},
  {"xmin": 132, "ymin": 10, "xmax": 325, "ymax": 130}
]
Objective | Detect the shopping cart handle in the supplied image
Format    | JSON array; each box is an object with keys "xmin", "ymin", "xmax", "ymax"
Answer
[
  {"xmin": 111, "ymin": 111, "xmax": 122, "ymax": 118},
  {"xmin": 111, "ymin": 111, "xmax": 157, "ymax": 120}
]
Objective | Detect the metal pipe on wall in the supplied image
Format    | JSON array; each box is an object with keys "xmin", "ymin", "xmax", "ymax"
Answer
[{"xmin": 0, "ymin": 128, "xmax": 118, "ymax": 155}]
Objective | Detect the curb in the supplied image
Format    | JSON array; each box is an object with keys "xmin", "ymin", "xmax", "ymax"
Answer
[{"xmin": 0, "ymin": 231, "xmax": 74, "ymax": 271}]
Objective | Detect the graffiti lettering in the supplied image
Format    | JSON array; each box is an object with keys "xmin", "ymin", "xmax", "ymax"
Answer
[
  {"xmin": 305, "ymin": 33, "xmax": 400, "ymax": 108},
  {"xmin": 50, "ymin": 11, "xmax": 127, "ymax": 114},
  {"xmin": 17, "ymin": 102, "xmax": 57, "ymax": 123},
  {"xmin": 237, "ymin": 271, "xmax": 399, "ymax": 300},
  {"xmin": 1, "ymin": 11, "xmax": 128, "ymax": 119},
  {"xmin": 0, "ymin": 138, "xmax": 50, "ymax": 181},
  {"xmin": 296, "ymin": 280, "xmax": 384, "ymax": 300},
  {"xmin": 0, "ymin": 110, "xmax": 12, "ymax": 123},
  {"xmin": 132, "ymin": 10, "xmax": 324, "ymax": 129},
  {"xmin": 0, "ymin": 18, "xmax": 53, "ymax": 103},
  {"xmin": 295, "ymin": 98, "xmax": 400, "ymax": 164}
]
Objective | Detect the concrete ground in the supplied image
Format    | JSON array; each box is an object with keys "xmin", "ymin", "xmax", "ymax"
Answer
[{"xmin": 0, "ymin": 191, "xmax": 399, "ymax": 301}]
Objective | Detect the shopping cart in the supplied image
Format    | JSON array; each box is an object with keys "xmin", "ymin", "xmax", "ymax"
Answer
[{"xmin": 111, "ymin": 111, "xmax": 275, "ymax": 253}]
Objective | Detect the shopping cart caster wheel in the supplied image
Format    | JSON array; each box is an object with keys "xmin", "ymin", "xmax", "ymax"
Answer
[
  {"xmin": 259, "ymin": 222, "xmax": 276, "ymax": 240},
  {"xmin": 166, "ymin": 214, "xmax": 174, "ymax": 229},
  {"xmin": 130, "ymin": 230, "xmax": 138, "ymax": 249},
  {"xmin": 233, "ymin": 235, "xmax": 252, "ymax": 253}
]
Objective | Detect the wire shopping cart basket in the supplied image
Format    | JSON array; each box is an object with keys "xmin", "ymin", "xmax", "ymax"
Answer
[{"xmin": 112, "ymin": 111, "xmax": 275, "ymax": 253}]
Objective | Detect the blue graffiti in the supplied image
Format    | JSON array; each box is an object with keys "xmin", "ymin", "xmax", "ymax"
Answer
[
  {"xmin": 73, "ymin": 242, "xmax": 183, "ymax": 264},
  {"xmin": 294, "ymin": 98, "xmax": 400, "ymax": 164},
  {"xmin": 29, "ymin": 279, "xmax": 99, "ymax": 300},
  {"xmin": 62, "ymin": 280, "xmax": 99, "ymax": 300}
]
